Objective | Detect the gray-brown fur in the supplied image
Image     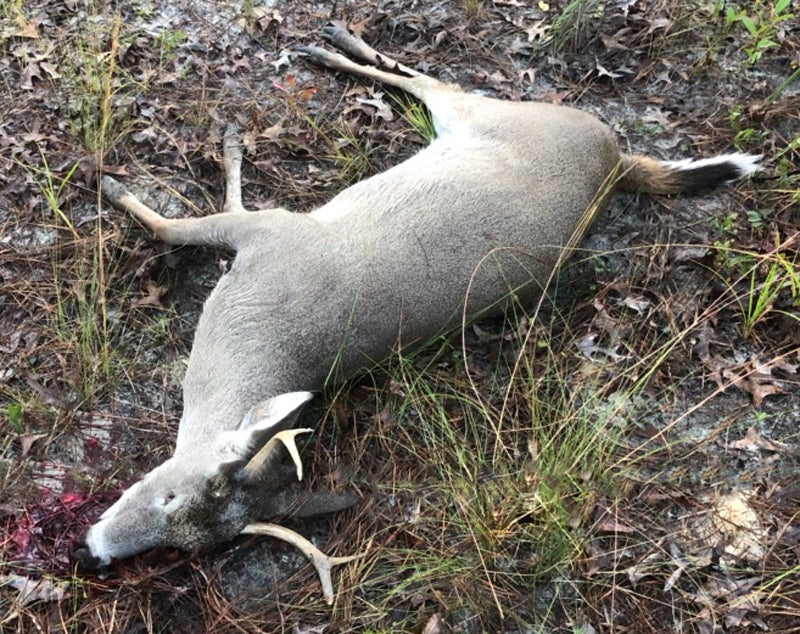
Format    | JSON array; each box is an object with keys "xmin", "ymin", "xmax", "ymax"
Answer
[{"xmin": 76, "ymin": 24, "xmax": 759, "ymax": 570}]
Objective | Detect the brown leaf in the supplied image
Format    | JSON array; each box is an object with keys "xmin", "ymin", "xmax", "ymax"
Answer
[
  {"xmin": 596, "ymin": 62, "xmax": 622, "ymax": 79},
  {"xmin": 600, "ymin": 33, "xmax": 630, "ymax": 52},
  {"xmin": 14, "ymin": 15, "xmax": 39, "ymax": 38},
  {"xmin": 596, "ymin": 517, "xmax": 635, "ymax": 533},
  {"xmin": 39, "ymin": 61, "xmax": 60, "ymax": 80},
  {"xmin": 356, "ymin": 92, "xmax": 394, "ymax": 122},
  {"xmin": 422, "ymin": 613, "xmax": 449, "ymax": 634},
  {"xmin": 721, "ymin": 362, "xmax": 783, "ymax": 407},
  {"xmin": 0, "ymin": 574, "xmax": 69, "ymax": 606},
  {"xmin": 20, "ymin": 61, "xmax": 42, "ymax": 90},
  {"xmin": 20, "ymin": 434, "xmax": 47, "ymax": 457},
  {"xmin": 729, "ymin": 426, "xmax": 797, "ymax": 455},
  {"xmin": 133, "ymin": 280, "xmax": 168, "ymax": 308}
]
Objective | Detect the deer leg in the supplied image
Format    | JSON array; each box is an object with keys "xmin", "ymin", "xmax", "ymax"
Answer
[
  {"xmin": 101, "ymin": 176, "xmax": 249, "ymax": 249},
  {"xmin": 101, "ymin": 126, "xmax": 272, "ymax": 249},
  {"xmin": 299, "ymin": 24, "xmax": 463, "ymax": 136},
  {"xmin": 298, "ymin": 22, "xmax": 452, "ymax": 104},
  {"xmin": 221, "ymin": 124, "xmax": 247, "ymax": 215},
  {"xmin": 320, "ymin": 22, "xmax": 421, "ymax": 78}
]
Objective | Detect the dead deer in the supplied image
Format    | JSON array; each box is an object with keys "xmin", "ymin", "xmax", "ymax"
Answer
[{"xmin": 75, "ymin": 24, "xmax": 759, "ymax": 602}]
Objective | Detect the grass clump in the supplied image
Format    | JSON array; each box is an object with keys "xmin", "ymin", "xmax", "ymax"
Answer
[{"xmin": 337, "ymin": 304, "xmax": 634, "ymax": 627}]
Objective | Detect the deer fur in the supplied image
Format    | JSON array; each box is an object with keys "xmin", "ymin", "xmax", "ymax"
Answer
[{"xmin": 75, "ymin": 24, "xmax": 759, "ymax": 585}]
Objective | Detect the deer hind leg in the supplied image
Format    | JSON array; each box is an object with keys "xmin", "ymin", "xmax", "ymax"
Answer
[
  {"xmin": 102, "ymin": 126, "xmax": 268, "ymax": 250},
  {"xmin": 300, "ymin": 24, "xmax": 477, "ymax": 138},
  {"xmin": 298, "ymin": 24, "xmax": 458, "ymax": 104},
  {"xmin": 320, "ymin": 22, "xmax": 422, "ymax": 78}
]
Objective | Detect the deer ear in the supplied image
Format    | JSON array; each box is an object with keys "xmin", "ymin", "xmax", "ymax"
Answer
[
  {"xmin": 239, "ymin": 391, "xmax": 315, "ymax": 432},
  {"xmin": 214, "ymin": 391, "xmax": 314, "ymax": 463}
]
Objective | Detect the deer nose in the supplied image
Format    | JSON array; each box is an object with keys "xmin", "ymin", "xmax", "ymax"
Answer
[{"xmin": 72, "ymin": 533, "xmax": 106, "ymax": 572}]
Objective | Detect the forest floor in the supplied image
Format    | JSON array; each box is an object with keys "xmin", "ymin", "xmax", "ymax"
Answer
[{"xmin": 1, "ymin": 0, "xmax": 799, "ymax": 632}]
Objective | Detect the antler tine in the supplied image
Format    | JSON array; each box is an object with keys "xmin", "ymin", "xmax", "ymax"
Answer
[
  {"xmin": 241, "ymin": 522, "xmax": 364, "ymax": 604},
  {"xmin": 243, "ymin": 428, "xmax": 313, "ymax": 480}
]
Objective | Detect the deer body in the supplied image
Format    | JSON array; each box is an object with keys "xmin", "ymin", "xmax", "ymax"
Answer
[
  {"xmin": 180, "ymin": 100, "xmax": 619, "ymax": 444},
  {"xmin": 76, "ymin": 24, "xmax": 758, "ymax": 585}
]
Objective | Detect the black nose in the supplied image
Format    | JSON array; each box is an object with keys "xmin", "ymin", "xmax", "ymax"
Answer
[{"xmin": 72, "ymin": 535, "xmax": 105, "ymax": 572}]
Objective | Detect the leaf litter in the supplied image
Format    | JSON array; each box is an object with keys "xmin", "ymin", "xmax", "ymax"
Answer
[{"xmin": 0, "ymin": 0, "xmax": 798, "ymax": 631}]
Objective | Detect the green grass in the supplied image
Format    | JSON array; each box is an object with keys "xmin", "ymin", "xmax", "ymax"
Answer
[
  {"xmin": 327, "ymin": 293, "xmax": 643, "ymax": 626},
  {"xmin": 725, "ymin": 0, "xmax": 795, "ymax": 65},
  {"xmin": 545, "ymin": 0, "xmax": 605, "ymax": 53},
  {"xmin": 390, "ymin": 94, "xmax": 437, "ymax": 143},
  {"xmin": 59, "ymin": 12, "xmax": 133, "ymax": 152},
  {"xmin": 712, "ymin": 242, "xmax": 800, "ymax": 339}
]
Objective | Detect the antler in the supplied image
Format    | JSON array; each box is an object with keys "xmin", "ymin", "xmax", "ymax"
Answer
[
  {"xmin": 240, "ymin": 523, "xmax": 364, "ymax": 604},
  {"xmin": 242, "ymin": 427, "xmax": 361, "ymax": 604},
  {"xmin": 243, "ymin": 428, "xmax": 313, "ymax": 480}
]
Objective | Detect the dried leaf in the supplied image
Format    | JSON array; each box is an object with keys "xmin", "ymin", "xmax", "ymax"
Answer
[
  {"xmin": 596, "ymin": 517, "xmax": 635, "ymax": 533},
  {"xmin": 622, "ymin": 295, "xmax": 650, "ymax": 314},
  {"xmin": 20, "ymin": 433, "xmax": 47, "ymax": 457},
  {"xmin": 133, "ymin": 280, "xmax": 168, "ymax": 308},
  {"xmin": 600, "ymin": 33, "xmax": 630, "ymax": 51},
  {"xmin": 721, "ymin": 362, "xmax": 783, "ymax": 407},
  {"xmin": 422, "ymin": 613, "xmax": 448, "ymax": 634},
  {"xmin": 596, "ymin": 62, "xmax": 622, "ymax": 79},
  {"xmin": 712, "ymin": 490, "xmax": 767, "ymax": 562},
  {"xmin": 356, "ymin": 92, "xmax": 394, "ymax": 122},
  {"xmin": 14, "ymin": 15, "xmax": 39, "ymax": 39},
  {"xmin": 39, "ymin": 61, "xmax": 60, "ymax": 80},
  {"xmin": 663, "ymin": 563, "xmax": 685, "ymax": 592},
  {"xmin": 729, "ymin": 426, "xmax": 796, "ymax": 455},
  {"xmin": 0, "ymin": 574, "xmax": 69, "ymax": 606}
]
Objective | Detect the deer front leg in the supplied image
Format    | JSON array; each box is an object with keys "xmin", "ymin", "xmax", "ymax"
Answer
[
  {"xmin": 101, "ymin": 126, "xmax": 266, "ymax": 249},
  {"xmin": 221, "ymin": 124, "xmax": 247, "ymax": 215}
]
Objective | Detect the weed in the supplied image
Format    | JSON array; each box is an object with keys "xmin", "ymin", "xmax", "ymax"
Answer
[
  {"xmin": 156, "ymin": 28, "xmax": 186, "ymax": 66},
  {"xmin": 18, "ymin": 150, "xmax": 118, "ymax": 405},
  {"xmin": 60, "ymin": 13, "xmax": 130, "ymax": 152},
  {"xmin": 712, "ymin": 240, "xmax": 800, "ymax": 339},
  {"xmin": 331, "ymin": 128, "xmax": 373, "ymax": 183},
  {"xmin": 304, "ymin": 119, "xmax": 374, "ymax": 184},
  {"xmin": 339, "ymin": 293, "xmax": 634, "ymax": 624},
  {"xmin": 461, "ymin": 0, "xmax": 481, "ymax": 19},
  {"xmin": 744, "ymin": 208, "xmax": 767, "ymax": 229},
  {"xmin": 18, "ymin": 149, "xmax": 80, "ymax": 239},
  {"xmin": 6, "ymin": 402, "xmax": 23, "ymax": 433},
  {"xmin": 767, "ymin": 64, "xmax": 800, "ymax": 105},
  {"xmin": 708, "ymin": 210, "xmax": 739, "ymax": 237},
  {"xmin": 0, "ymin": 0, "xmax": 22, "ymax": 23},
  {"xmin": 304, "ymin": 103, "xmax": 375, "ymax": 185},
  {"xmin": 727, "ymin": 105, "xmax": 767, "ymax": 151},
  {"xmin": 725, "ymin": 0, "xmax": 795, "ymax": 64},
  {"xmin": 546, "ymin": 0, "xmax": 605, "ymax": 53},
  {"xmin": 744, "ymin": 250, "xmax": 800, "ymax": 338}
]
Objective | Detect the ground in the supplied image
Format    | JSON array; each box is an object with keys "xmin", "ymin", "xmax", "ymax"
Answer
[{"xmin": 0, "ymin": 0, "xmax": 799, "ymax": 632}]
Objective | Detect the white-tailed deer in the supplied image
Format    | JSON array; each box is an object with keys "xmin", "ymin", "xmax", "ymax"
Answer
[{"xmin": 75, "ymin": 24, "xmax": 758, "ymax": 602}]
